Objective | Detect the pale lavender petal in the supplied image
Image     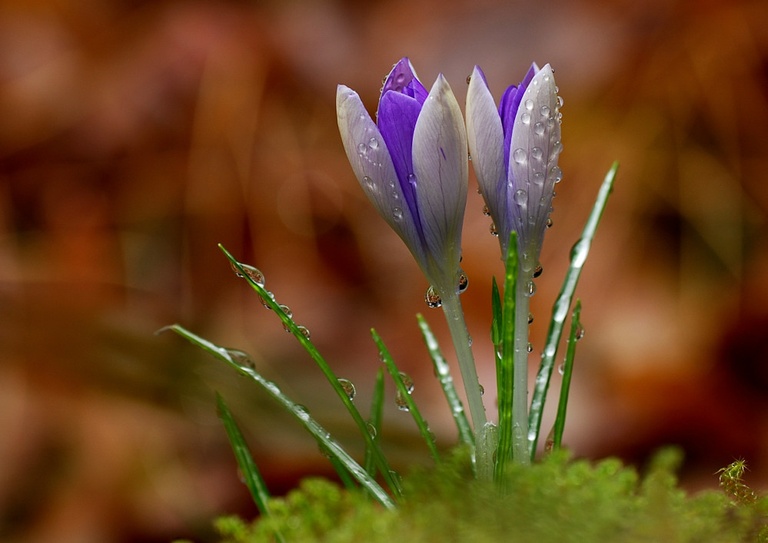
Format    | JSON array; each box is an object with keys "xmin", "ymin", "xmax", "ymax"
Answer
[
  {"xmin": 466, "ymin": 65, "xmax": 508, "ymax": 242},
  {"xmin": 411, "ymin": 74, "xmax": 468, "ymax": 287},
  {"xmin": 336, "ymin": 85, "xmax": 428, "ymax": 269},
  {"xmin": 508, "ymin": 64, "xmax": 562, "ymax": 264}
]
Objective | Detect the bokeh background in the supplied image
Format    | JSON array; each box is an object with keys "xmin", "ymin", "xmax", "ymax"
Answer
[{"xmin": 1, "ymin": 0, "xmax": 767, "ymax": 540}]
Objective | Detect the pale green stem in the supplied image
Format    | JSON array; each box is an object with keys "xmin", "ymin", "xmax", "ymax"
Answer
[
  {"xmin": 439, "ymin": 289, "xmax": 489, "ymax": 475},
  {"xmin": 512, "ymin": 267, "xmax": 533, "ymax": 465}
]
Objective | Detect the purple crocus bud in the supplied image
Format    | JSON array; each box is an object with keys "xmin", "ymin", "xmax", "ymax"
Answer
[
  {"xmin": 466, "ymin": 63, "xmax": 562, "ymax": 273},
  {"xmin": 337, "ymin": 58, "xmax": 468, "ymax": 295}
]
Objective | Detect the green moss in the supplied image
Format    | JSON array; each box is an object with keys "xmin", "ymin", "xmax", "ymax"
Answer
[{"xmin": 216, "ymin": 450, "xmax": 768, "ymax": 543}]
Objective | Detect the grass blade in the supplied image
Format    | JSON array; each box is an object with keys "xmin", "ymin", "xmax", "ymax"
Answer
[
  {"xmin": 372, "ymin": 329, "xmax": 440, "ymax": 462},
  {"xmin": 551, "ymin": 300, "xmax": 581, "ymax": 451},
  {"xmin": 416, "ymin": 314, "xmax": 473, "ymax": 449},
  {"xmin": 496, "ymin": 232, "xmax": 517, "ymax": 480},
  {"xmin": 219, "ymin": 244, "xmax": 402, "ymax": 498},
  {"xmin": 528, "ymin": 162, "xmax": 618, "ymax": 459},
  {"xmin": 363, "ymin": 369, "xmax": 385, "ymax": 477},
  {"xmin": 168, "ymin": 324, "xmax": 396, "ymax": 509}
]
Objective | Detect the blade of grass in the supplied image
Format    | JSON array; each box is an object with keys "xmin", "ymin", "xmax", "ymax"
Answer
[
  {"xmin": 168, "ymin": 324, "xmax": 396, "ymax": 510},
  {"xmin": 363, "ymin": 368, "xmax": 385, "ymax": 477},
  {"xmin": 416, "ymin": 314, "xmax": 473, "ymax": 449},
  {"xmin": 551, "ymin": 300, "xmax": 581, "ymax": 451},
  {"xmin": 373, "ymin": 329, "xmax": 440, "ymax": 462},
  {"xmin": 216, "ymin": 394, "xmax": 282, "ymax": 532},
  {"xmin": 219, "ymin": 244, "xmax": 402, "ymax": 498},
  {"xmin": 528, "ymin": 162, "xmax": 618, "ymax": 460},
  {"xmin": 496, "ymin": 232, "xmax": 518, "ymax": 479}
]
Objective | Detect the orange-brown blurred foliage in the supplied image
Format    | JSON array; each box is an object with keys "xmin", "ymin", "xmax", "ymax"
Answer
[{"xmin": 0, "ymin": 0, "xmax": 766, "ymax": 540}]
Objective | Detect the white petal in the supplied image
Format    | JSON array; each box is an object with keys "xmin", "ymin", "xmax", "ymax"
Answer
[
  {"xmin": 508, "ymin": 64, "xmax": 561, "ymax": 258},
  {"xmin": 411, "ymin": 75, "xmax": 468, "ymax": 285},
  {"xmin": 466, "ymin": 66, "xmax": 506, "ymax": 226},
  {"xmin": 336, "ymin": 85, "xmax": 427, "ymax": 267}
]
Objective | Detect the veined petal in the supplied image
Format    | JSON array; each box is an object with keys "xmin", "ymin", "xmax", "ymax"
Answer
[
  {"xmin": 379, "ymin": 57, "xmax": 429, "ymax": 111},
  {"xmin": 466, "ymin": 65, "xmax": 508, "ymax": 242},
  {"xmin": 411, "ymin": 74, "xmax": 468, "ymax": 287},
  {"xmin": 336, "ymin": 85, "xmax": 428, "ymax": 269},
  {"xmin": 508, "ymin": 64, "xmax": 562, "ymax": 262}
]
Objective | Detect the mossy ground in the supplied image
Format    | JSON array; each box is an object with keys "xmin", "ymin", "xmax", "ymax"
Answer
[{"xmin": 211, "ymin": 449, "xmax": 768, "ymax": 543}]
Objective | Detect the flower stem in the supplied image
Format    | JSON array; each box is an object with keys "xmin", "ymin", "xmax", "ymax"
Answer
[
  {"xmin": 439, "ymin": 289, "xmax": 489, "ymax": 473},
  {"xmin": 512, "ymin": 267, "xmax": 533, "ymax": 465}
]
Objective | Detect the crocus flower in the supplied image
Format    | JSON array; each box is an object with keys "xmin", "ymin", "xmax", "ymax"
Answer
[
  {"xmin": 336, "ymin": 58, "xmax": 468, "ymax": 296},
  {"xmin": 466, "ymin": 63, "xmax": 562, "ymax": 273}
]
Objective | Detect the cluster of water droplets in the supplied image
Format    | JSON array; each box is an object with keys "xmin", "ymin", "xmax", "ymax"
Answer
[{"xmin": 230, "ymin": 259, "xmax": 311, "ymax": 340}]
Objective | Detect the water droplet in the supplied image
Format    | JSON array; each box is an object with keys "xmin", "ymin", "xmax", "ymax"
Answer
[
  {"xmin": 531, "ymin": 147, "xmax": 543, "ymax": 161},
  {"xmin": 357, "ymin": 142, "xmax": 368, "ymax": 155},
  {"xmin": 533, "ymin": 171, "xmax": 544, "ymax": 185},
  {"xmin": 527, "ymin": 342, "xmax": 533, "ymax": 353},
  {"xmin": 512, "ymin": 148, "xmax": 527, "ymax": 164},
  {"xmin": 489, "ymin": 222, "xmax": 499, "ymax": 237},
  {"xmin": 534, "ymin": 122, "xmax": 545, "ymax": 136},
  {"xmin": 540, "ymin": 105, "xmax": 551, "ymax": 117},
  {"xmin": 407, "ymin": 173, "xmax": 417, "ymax": 186},
  {"xmin": 230, "ymin": 262, "xmax": 265, "ymax": 287},
  {"xmin": 399, "ymin": 372, "xmax": 414, "ymax": 394},
  {"xmin": 366, "ymin": 423, "xmax": 377, "ymax": 438},
  {"xmin": 226, "ymin": 348, "xmax": 255, "ymax": 369},
  {"xmin": 279, "ymin": 304, "xmax": 293, "ymax": 332},
  {"xmin": 546, "ymin": 217, "xmax": 553, "ymax": 228},
  {"xmin": 338, "ymin": 378, "xmax": 356, "ymax": 400},
  {"xmin": 557, "ymin": 95, "xmax": 564, "ymax": 108},
  {"xmin": 368, "ymin": 137, "xmax": 379, "ymax": 150},
  {"xmin": 528, "ymin": 312, "xmax": 534, "ymax": 324},
  {"xmin": 533, "ymin": 265, "xmax": 543, "ymax": 278},
  {"xmin": 482, "ymin": 204, "xmax": 491, "ymax": 216},
  {"xmin": 392, "ymin": 207, "xmax": 404, "ymax": 221},
  {"xmin": 479, "ymin": 383, "xmax": 485, "ymax": 396},
  {"xmin": 259, "ymin": 290, "xmax": 275, "ymax": 309},
  {"xmin": 458, "ymin": 273, "xmax": 469, "ymax": 294},
  {"xmin": 395, "ymin": 392, "xmax": 410, "ymax": 411},
  {"xmin": 557, "ymin": 363, "xmax": 565, "ymax": 376},
  {"xmin": 363, "ymin": 175, "xmax": 375, "ymax": 190},
  {"xmin": 425, "ymin": 286, "xmax": 442, "ymax": 308},
  {"xmin": 297, "ymin": 325, "xmax": 311, "ymax": 340},
  {"xmin": 521, "ymin": 112, "xmax": 531, "ymax": 125},
  {"xmin": 466, "ymin": 74, "xmax": 472, "ymax": 84},
  {"xmin": 552, "ymin": 166, "xmax": 563, "ymax": 183},
  {"xmin": 553, "ymin": 141, "xmax": 564, "ymax": 155},
  {"xmin": 575, "ymin": 325, "xmax": 585, "ymax": 341},
  {"xmin": 524, "ymin": 99, "xmax": 534, "ymax": 111},
  {"xmin": 514, "ymin": 189, "xmax": 528, "ymax": 206},
  {"xmin": 525, "ymin": 280, "xmax": 536, "ymax": 297}
]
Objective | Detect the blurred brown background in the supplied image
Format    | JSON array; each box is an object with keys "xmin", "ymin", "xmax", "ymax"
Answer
[{"xmin": 1, "ymin": 0, "xmax": 767, "ymax": 540}]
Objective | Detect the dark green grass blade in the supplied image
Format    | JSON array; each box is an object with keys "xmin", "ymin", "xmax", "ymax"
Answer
[
  {"xmin": 528, "ymin": 162, "xmax": 618, "ymax": 460},
  {"xmin": 219, "ymin": 244, "xmax": 402, "ymax": 498},
  {"xmin": 215, "ymin": 394, "xmax": 280, "ymax": 525},
  {"xmin": 495, "ymin": 231, "xmax": 517, "ymax": 481},
  {"xmin": 551, "ymin": 300, "xmax": 581, "ymax": 451},
  {"xmin": 363, "ymin": 368, "xmax": 385, "ymax": 477},
  {"xmin": 373, "ymin": 329, "xmax": 440, "ymax": 462},
  {"xmin": 168, "ymin": 324, "xmax": 396, "ymax": 509},
  {"xmin": 416, "ymin": 314, "xmax": 473, "ymax": 449}
]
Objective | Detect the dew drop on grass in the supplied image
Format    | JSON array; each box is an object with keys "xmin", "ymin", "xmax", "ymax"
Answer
[
  {"xmin": 395, "ymin": 392, "xmax": 410, "ymax": 411},
  {"xmin": 338, "ymin": 378, "xmax": 357, "ymax": 401},
  {"xmin": 399, "ymin": 371, "xmax": 414, "ymax": 394},
  {"xmin": 259, "ymin": 290, "xmax": 275, "ymax": 309},
  {"xmin": 527, "ymin": 343, "xmax": 533, "ymax": 353},
  {"xmin": 458, "ymin": 273, "xmax": 469, "ymax": 294},
  {"xmin": 297, "ymin": 325, "xmax": 311, "ymax": 340},
  {"xmin": 528, "ymin": 312, "xmax": 534, "ymax": 324},
  {"xmin": 558, "ymin": 363, "xmax": 565, "ymax": 375},
  {"xmin": 479, "ymin": 383, "xmax": 485, "ymax": 396},
  {"xmin": 425, "ymin": 286, "xmax": 442, "ymax": 308},
  {"xmin": 226, "ymin": 348, "xmax": 255, "ymax": 369},
  {"xmin": 533, "ymin": 265, "xmax": 543, "ymax": 278},
  {"xmin": 546, "ymin": 217, "xmax": 553, "ymax": 228},
  {"xmin": 230, "ymin": 261, "xmax": 266, "ymax": 287},
  {"xmin": 279, "ymin": 304, "xmax": 293, "ymax": 332},
  {"xmin": 525, "ymin": 280, "xmax": 536, "ymax": 297},
  {"xmin": 366, "ymin": 423, "xmax": 377, "ymax": 439},
  {"xmin": 575, "ymin": 325, "xmax": 585, "ymax": 340}
]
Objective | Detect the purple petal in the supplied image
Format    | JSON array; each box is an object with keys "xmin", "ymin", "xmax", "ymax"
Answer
[
  {"xmin": 377, "ymin": 91, "xmax": 422, "ymax": 226},
  {"xmin": 499, "ymin": 63, "xmax": 539, "ymax": 179},
  {"xmin": 336, "ymin": 85, "xmax": 428, "ymax": 270},
  {"xmin": 379, "ymin": 57, "xmax": 429, "ymax": 109}
]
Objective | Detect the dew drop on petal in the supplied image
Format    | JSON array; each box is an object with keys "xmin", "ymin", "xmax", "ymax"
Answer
[
  {"xmin": 521, "ymin": 112, "xmax": 531, "ymax": 125},
  {"xmin": 392, "ymin": 207, "xmax": 404, "ymax": 222},
  {"xmin": 357, "ymin": 142, "xmax": 368, "ymax": 155},
  {"xmin": 407, "ymin": 173, "xmax": 417, "ymax": 187},
  {"xmin": 552, "ymin": 166, "xmax": 563, "ymax": 183},
  {"xmin": 557, "ymin": 95, "xmax": 564, "ymax": 108},
  {"xmin": 533, "ymin": 171, "xmax": 544, "ymax": 185},
  {"xmin": 363, "ymin": 175, "xmax": 375, "ymax": 190},
  {"xmin": 540, "ymin": 105, "xmax": 551, "ymax": 117},
  {"xmin": 489, "ymin": 222, "xmax": 499, "ymax": 237},
  {"xmin": 531, "ymin": 147, "xmax": 543, "ymax": 161},
  {"xmin": 528, "ymin": 312, "xmax": 534, "ymax": 325},
  {"xmin": 425, "ymin": 286, "xmax": 442, "ymax": 308},
  {"xmin": 482, "ymin": 204, "xmax": 491, "ymax": 216},
  {"xmin": 512, "ymin": 148, "xmax": 527, "ymax": 164},
  {"xmin": 514, "ymin": 189, "xmax": 528, "ymax": 206},
  {"xmin": 527, "ymin": 343, "xmax": 533, "ymax": 353},
  {"xmin": 338, "ymin": 378, "xmax": 357, "ymax": 400},
  {"xmin": 368, "ymin": 137, "xmax": 379, "ymax": 150},
  {"xmin": 534, "ymin": 122, "xmax": 545, "ymax": 136},
  {"xmin": 524, "ymin": 99, "xmax": 534, "ymax": 111},
  {"xmin": 466, "ymin": 74, "xmax": 472, "ymax": 84},
  {"xmin": 546, "ymin": 217, "xmax": 553, "ymax": 228}
]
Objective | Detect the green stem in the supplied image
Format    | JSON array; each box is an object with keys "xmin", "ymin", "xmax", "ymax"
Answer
[
  {"xmin": 513, "ymin": 266, "xmax": 533, "ymax": 465},
  {"xmin": 439, "ymin": 289, "xmax": 489, "ymax": 474}
]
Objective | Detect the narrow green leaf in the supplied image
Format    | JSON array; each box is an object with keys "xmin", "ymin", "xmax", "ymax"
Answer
[
  {"xmin": 363, "ymin": 368, "xmax": 385, "ymax": 477},
  {"xmin": 551, "ymin": 300, "xmax": 581, "ymax": 451},
  {"xmin": 218, "ymin": 245, "xmax": 402, "ymax": 498},
  {"xmin": 495, "ymin": 231, "xmax": 517, "ymax": 481},
  {"xmin": 373, "ymin": 329, "xmax": 440, "ymax": 462},
  {"xmin": 528, "ymin": 162, "xmax": 618, "ymax": 460},
  {"xmin": 168, "ymin": 324, "xmax": 396, "ymax": 510},
  {"xmin": 416, "ymin": 314, "xmax": 473, "ymax": 449}
]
